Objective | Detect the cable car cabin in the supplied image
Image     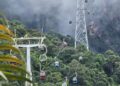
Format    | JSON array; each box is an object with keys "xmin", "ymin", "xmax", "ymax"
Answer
[
  {"xmin": 79, "ymin": 56, "xmax": 83, "ymax": 61},
  {"xmin": 69, "ymin": 21, "xmax": 72, "ymax": 24},
  {"xmin": 72, "ymin": 76, "xmax": 78, "ymax": 84},
  {"xmin": 87, "ymin": 11, "xmax": 90, "ymax": 15},
  {"xmin": 55, "ymin": 61, "xmax": 60, "ymax": 67},
  {"xmin": 62, "ymin": 41, "xmax": 68, "ymax": 47},
  {"xmin": 40, "ymin": 71, "xmax": 46, "ymax": 80},
  {"xmin": 85, "ymin": 0, "xmax": 88, "ymax": 3},
  {"xmin": 62, "ymin": 82, "xmax": 67, "ymax": 86}
]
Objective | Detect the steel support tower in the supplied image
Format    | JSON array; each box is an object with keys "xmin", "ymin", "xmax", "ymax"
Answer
[
  {"xmin": 14, "ymin": 37, "xmax": 46, "ymax": 86},
  {"xmin": 75, "ymin": 0, "xmax": 89, "ymax": 50}
]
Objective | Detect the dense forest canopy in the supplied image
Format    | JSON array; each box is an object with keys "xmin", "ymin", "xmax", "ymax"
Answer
[{"xmin": 0, "ymin": 19, "xmax": 119, "ymax": 86}]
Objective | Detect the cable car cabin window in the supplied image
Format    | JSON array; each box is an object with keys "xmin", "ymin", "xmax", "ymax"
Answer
[{"xmin": 40, "ymin": 76, "xmax": 46, "ymax": 80}]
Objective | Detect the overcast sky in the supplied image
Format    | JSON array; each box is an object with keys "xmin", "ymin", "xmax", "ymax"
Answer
[{"xmin": 0, "ymin": 0, "xmax": 120, "ymax": 35}]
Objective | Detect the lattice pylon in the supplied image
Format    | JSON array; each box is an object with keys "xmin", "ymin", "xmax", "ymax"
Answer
[{"xmin": 75, "ymin": 0, "xmax": 89, "ymax": 50}]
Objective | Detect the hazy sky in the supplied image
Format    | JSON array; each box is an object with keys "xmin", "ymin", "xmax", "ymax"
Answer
[{"xmin": 0, "ymin": 0, "xmax": 120, "ymax": 35}]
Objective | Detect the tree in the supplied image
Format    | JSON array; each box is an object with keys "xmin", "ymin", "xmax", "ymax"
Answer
[{"xmin": 0, "ymin": 25, "xmax": 31, "ymax": 84}]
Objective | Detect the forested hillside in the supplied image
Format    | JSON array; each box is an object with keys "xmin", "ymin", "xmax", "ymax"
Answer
[{"xmin": 1, "ymin": 19, "xmax": 120, "ymax": 86}]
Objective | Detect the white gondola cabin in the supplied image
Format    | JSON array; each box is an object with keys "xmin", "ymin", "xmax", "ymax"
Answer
[
  {"xmin": 72, "ymin": 76, "xmax": 78, "ymax": 84},
  {"xmin": 54, "ymin": 61, "xmax": 60, "ymax": 67}
]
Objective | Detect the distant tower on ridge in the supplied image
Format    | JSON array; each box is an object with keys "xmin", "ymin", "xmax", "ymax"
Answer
[{"xmin": 75, "ymin": 0, "xmax": 89, "ymax": 50}]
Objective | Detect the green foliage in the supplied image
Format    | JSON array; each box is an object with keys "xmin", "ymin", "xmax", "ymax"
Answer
[
  {"xmin": 0, "ymin": 24, "xmax": 31, "ymax": 85},
  {"xmin": 29, "ymin": 29, "xmax": 120, "ymax": 86},
  {"xmin": 5, "ymin": 18, "xmax": 120, "ymax": 86},
  {"xmin": 59, "ymin": 47, "xmax": 76, "ymax": 63}
]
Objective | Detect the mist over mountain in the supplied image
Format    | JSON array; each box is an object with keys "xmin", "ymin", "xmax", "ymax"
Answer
[
  {"xmin": 87, "ymin": 0, "xmax": 120, "ymax": 53},
  {"xmin": 0, "ymin": 0, "xmax": 76, "ymax": 35},
  {"xmin": 0, "ymin": 0, "xmax": 120, "ymax": 53}
]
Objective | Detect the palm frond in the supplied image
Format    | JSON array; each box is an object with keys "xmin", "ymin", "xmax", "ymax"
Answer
[
  {"xmin": 0, "ymin": 25, "xmax": 14, "ymax": 36},
  {"xmin": 0, "ymin": 45, "xmax": 20, "ymax": 53},
  {"xmin": 0, "ymin": 71, "xmax": 8, "ymax": 81},
  {"xmin": 0, "ymin": 65, "xmax": 28, "ymax": 75},
  {"xmin": 0, "ymin": 34, "xmax": 14, "ymax": 42},
  {"xmin": 4, "ymin": 72, "xmax": 32, "ymax": 82},
  {"xmin": 0, "ymin": 55, "xmax": 24, "ymax": 64}
]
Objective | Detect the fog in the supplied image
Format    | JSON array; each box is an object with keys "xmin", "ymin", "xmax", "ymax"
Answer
[{"xmin": 0, "ymin": 0, "xmax": 120, "ymax": 36}]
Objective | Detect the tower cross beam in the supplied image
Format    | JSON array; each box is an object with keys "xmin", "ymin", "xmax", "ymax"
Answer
[{"xmin": 14, "ymin": 37, "xmax": 46, "ymax": 86}]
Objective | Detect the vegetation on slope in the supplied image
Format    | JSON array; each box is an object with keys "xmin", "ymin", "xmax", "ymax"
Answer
[{"xmin": 1, "ymin": 16, "xmax": 120, "ymax": 86}]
